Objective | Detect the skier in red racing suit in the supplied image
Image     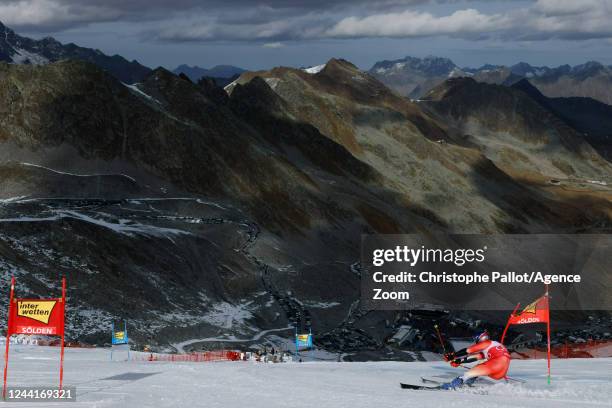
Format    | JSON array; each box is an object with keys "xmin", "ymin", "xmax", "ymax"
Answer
[{"xmin": 441, "ymin": 330, "xmax": 511, "ymax": 389}]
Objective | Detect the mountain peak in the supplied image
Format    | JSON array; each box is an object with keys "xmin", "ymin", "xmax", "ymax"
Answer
[
  {"xmin": 573, "ymin": 61, "xmax": 604, "ymax": 72},
  {"xmin": 509, "ymin": 62, "xmax": 550, "ymax": 77},
  {"xmin": 421, "ymin": 76, "xmax": 477, "ymax": 101},
  {"xmin": 370, "ymin": 55, "xmax": 457, "ymax": 77},
  {"xmin": 150, "ymin": 66, "xmax": 174, "ymax": 77},
  {"xmin": 325, "ymin": 58, "xmax": 358, "ymax": 71},
  {"xmin": 512, "ymin": 61, "xmax": 533, "ymax": 69},
  {"xmin": 511, "ymin": 78, "xmax": 546, "ymax": 101},
  {"xmin": 229, "ymin": 76, "xmax": 286, "ymax": 116}
]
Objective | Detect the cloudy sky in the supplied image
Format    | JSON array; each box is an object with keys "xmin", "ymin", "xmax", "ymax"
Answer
[{"xmin": 3, "ymin": 0, "xmax": 612, "ymax": 70}]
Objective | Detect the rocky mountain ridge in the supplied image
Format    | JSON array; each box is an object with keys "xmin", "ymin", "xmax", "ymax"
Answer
[{"xmin": 0, "ymin": 21, "xmax": 151, "ymax": 83}]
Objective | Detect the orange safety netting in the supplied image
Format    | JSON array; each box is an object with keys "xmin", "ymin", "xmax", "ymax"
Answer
[
  {"xmin": 131, "ymin": 350, "xmax": 241, "ymax": 362},
  {"xmin": 511, "ymin": 340, "xmax": 611, "ymax": 359}
]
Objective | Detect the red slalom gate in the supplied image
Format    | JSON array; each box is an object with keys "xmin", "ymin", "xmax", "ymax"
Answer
[
  {"xmin": 132, "ymin": 350, "xmax": 241, "ymax": 362},
  {"xmin": 3, "ymin": 276, "xmax": 67, "ymax": 399},
  {"xmin": 501, "ymin": 287, "xmax": 552, "ymax": 384}
]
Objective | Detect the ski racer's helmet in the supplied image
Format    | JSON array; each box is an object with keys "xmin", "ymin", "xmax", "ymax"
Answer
[{"xmin": 473, "ymin": 330, "xmax": 489, "ymax": 343}]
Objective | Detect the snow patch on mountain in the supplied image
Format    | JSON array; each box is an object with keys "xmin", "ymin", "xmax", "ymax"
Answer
[
  {"xmin": 67, "ymin": 308, "xmax": 115, "ymax": 337},
  {"xmin": 224, "ymin": 78, "xmax": 240, "ymax": 93},
  {"xmin": 123, "ymin": 83, "xmax": 161, "ymax": 105},
  {"xmin": 0, "ymin": 210, "xmax": 191, "ymax": 239},
  {"xmin": 302, "ymin": 300, "xmax": 341, "ymax": 309},
  {"xmin": 11, "ymin": 48, "xmax": 49, "ymax": 65},
  {"xmin": 0, "ymin": 196, "xmax": 28, "ymax": 204},
  {"xmin": 202, "ymin": 301, "xmax": 256, "ymax": 329},
  {"xmin": 449, "ymin": 67, "xmax": 471, "ymax": 78},
  {"xmin": 303, "ymin": 64, "xmax": 326, "ymax": 74},
  {"xmin": 264, "ymin": 77, "xmax": 280, "ymax": 89}
]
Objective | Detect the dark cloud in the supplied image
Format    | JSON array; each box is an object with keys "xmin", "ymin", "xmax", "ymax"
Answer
[
  {"xmin": 2, "ymin": 0, "xmax": 433, "ymax": 31},
  {"xmin": 2, "ymin": 0, "xmax": 611, "ymax": 43}
]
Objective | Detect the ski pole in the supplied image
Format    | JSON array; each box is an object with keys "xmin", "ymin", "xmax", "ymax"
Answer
[
  {"xmin": 435, "ymin": 325, "xmax": 472, "ymax": 370},
  {"xmin": 434, "ymin": 324, "xmax": 446, "ymax": 354}
]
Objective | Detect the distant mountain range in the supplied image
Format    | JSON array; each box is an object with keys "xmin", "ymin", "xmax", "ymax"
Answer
[
  {"xmin": 3, "ymin": 19, "xmax": 611, "ymax": 106},
  {"xmin": 0, "ymin": 21, "xmax": 151, "ymax": 83},
  {"xmin": 0, "ymin": 21, "xmax": 245, "ymax": 86},
  {"xmin": 173, "ymin": 64, "xmax": 246, "ymax": 83},
  {"xmin": 370, "ymin": 56, "xmax": 612, "ymax": 105}
]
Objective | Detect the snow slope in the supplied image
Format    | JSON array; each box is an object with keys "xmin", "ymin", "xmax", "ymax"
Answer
[
  {"xmin": 303, "ymin": 64, "xmax": 326, "ymax": 74},
  {"xmin": 2, "ymin": 345, "xmax": 610, "ymax": 407}
]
